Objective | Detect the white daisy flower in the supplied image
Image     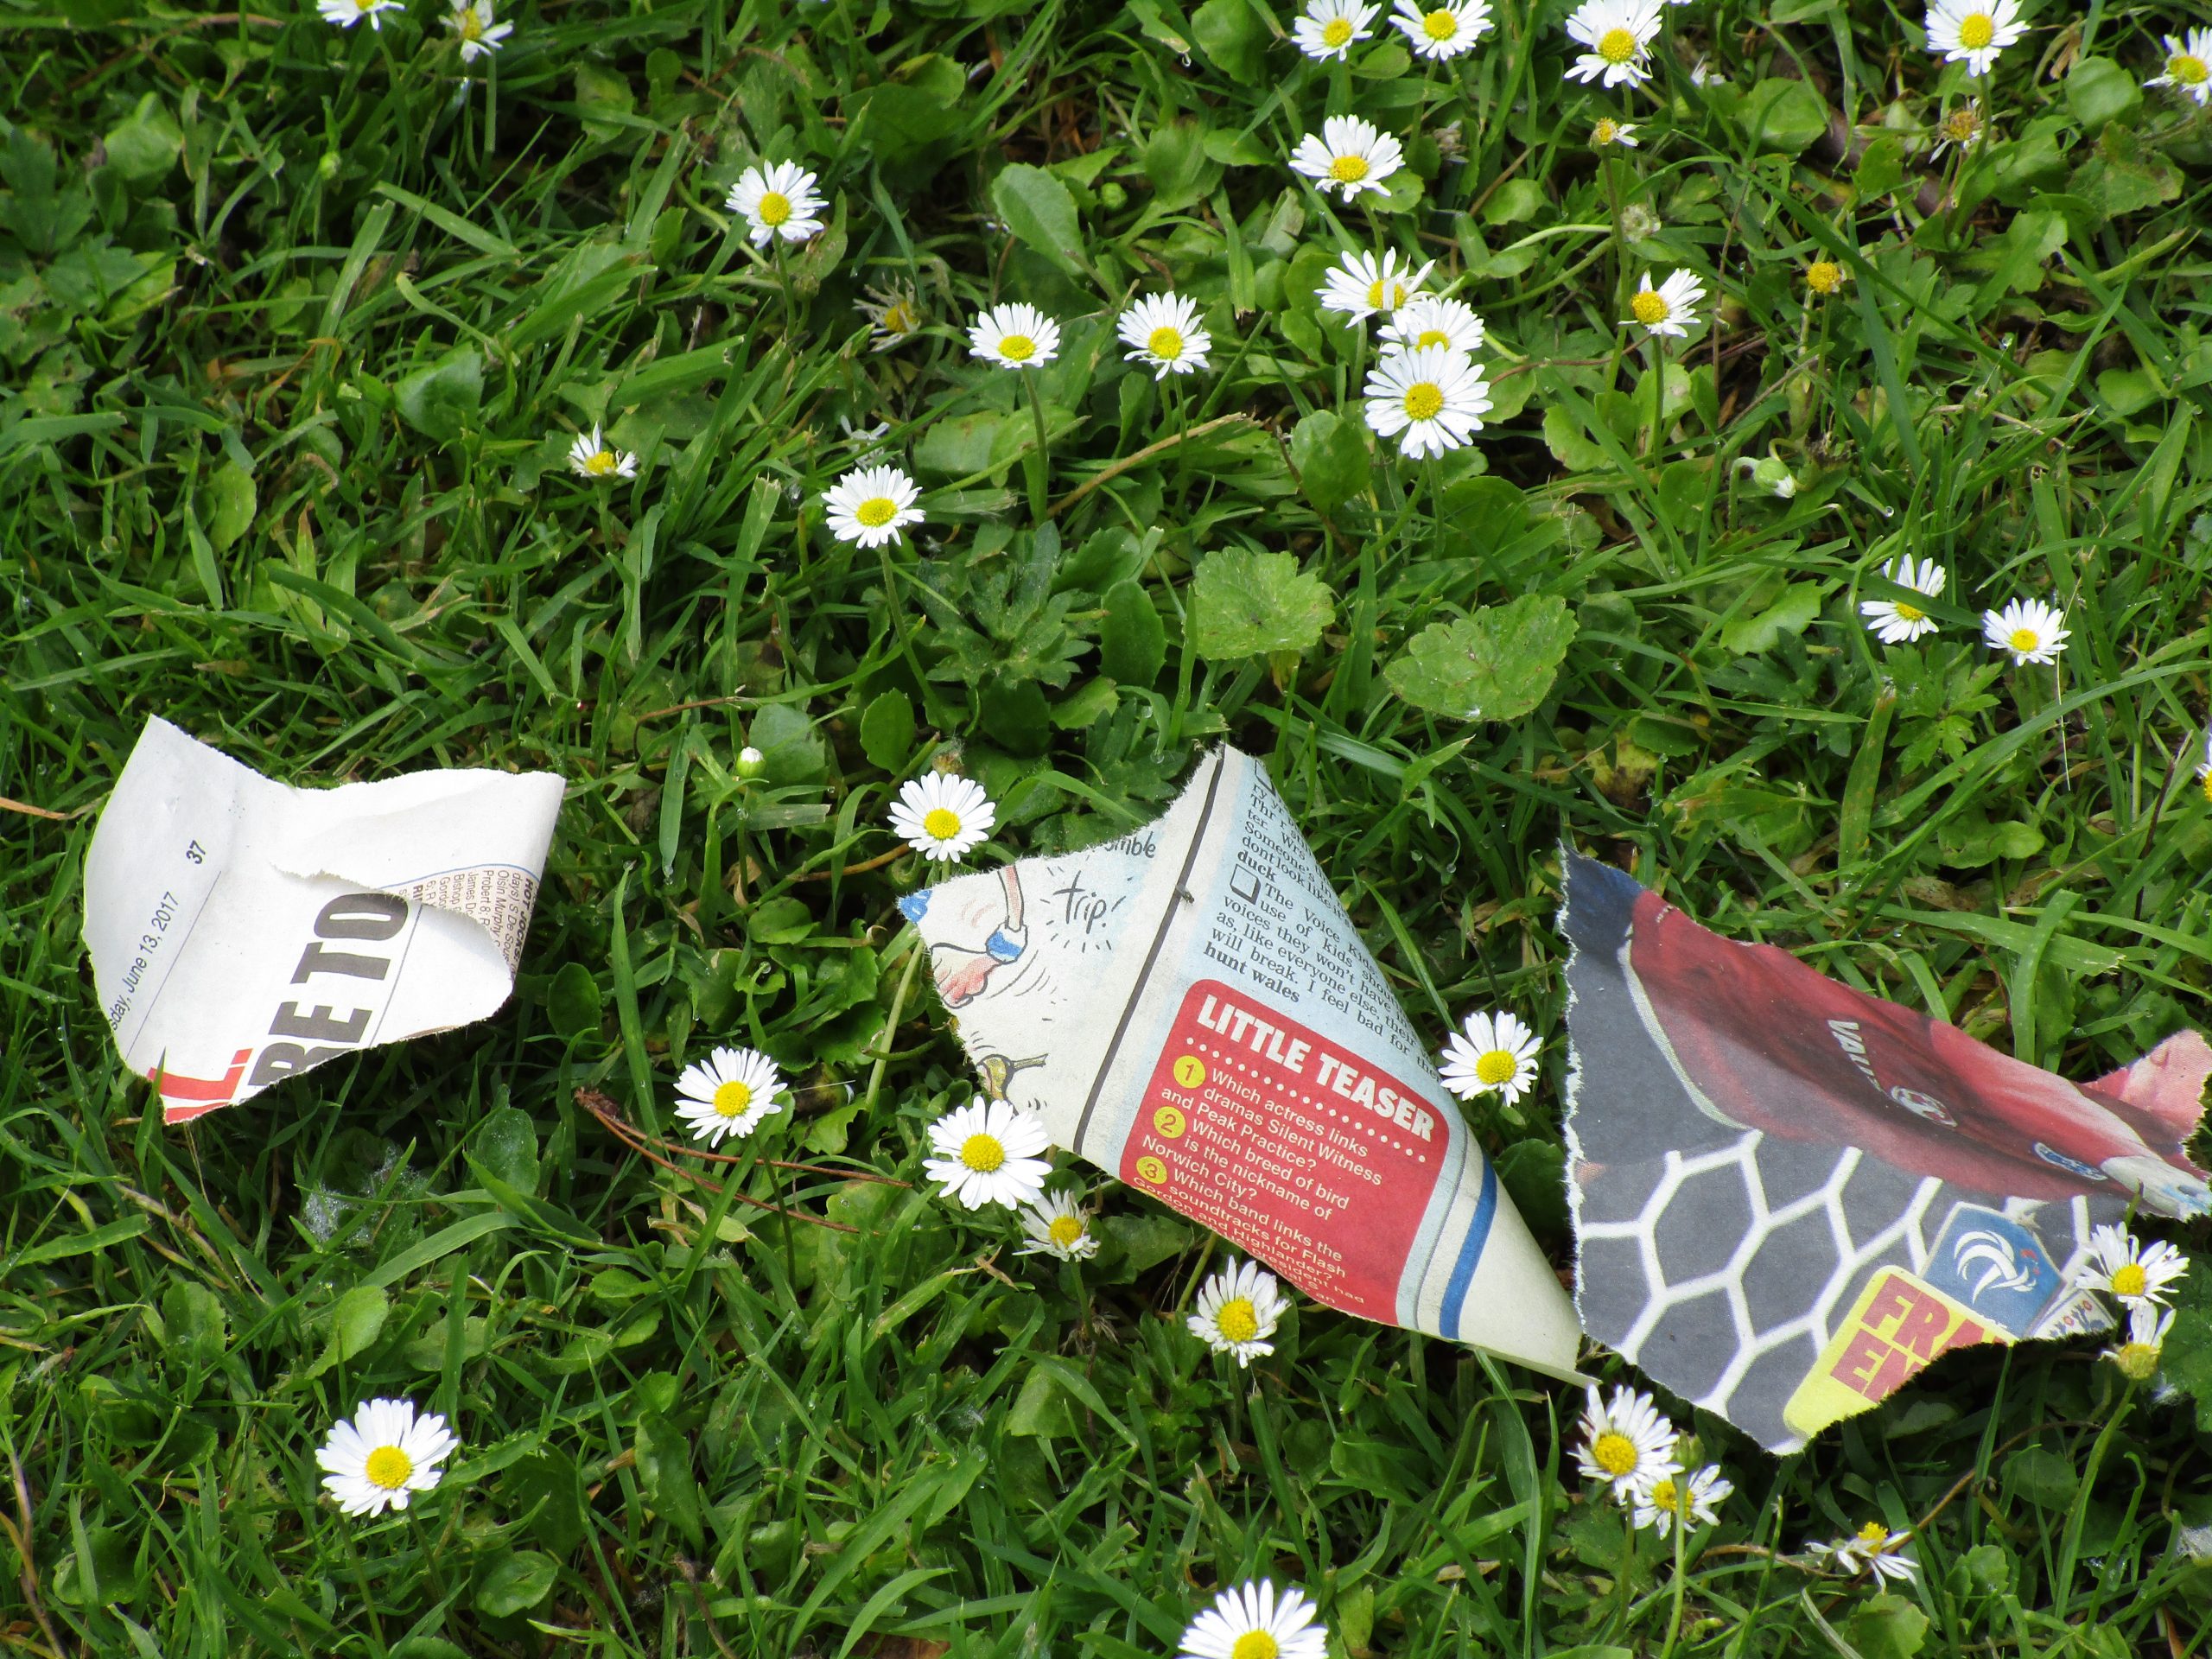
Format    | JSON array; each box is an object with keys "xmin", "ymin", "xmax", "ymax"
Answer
[
  {"xmin": 2148, "ymin": 29, "xmax": 2212, "ymax": 105},
  {"xmin": 1688, "ymin": 57, "xmax": 1725, "ymax": 86},
  {"xmin": 1565, "ymin": 0, "xmax": 1663, "ymax": 87},
  {"xmin": 923, "ymin": 1096, "xmax": 1053, "ymax": 1211},
  {"xmin": 1316, "ymin": 248, "xmax": 1436, "ymax": 322},
  {"xmin": 1293, "ymin": 0, "xmax": 1379, "ymax": 60},
  {"xmin": 1389, "ymin": 0, "xmax": 1492, "ymax": 60},
  {"xmin": 1363, "ymin": 345, "xmax": 1491, "ymax": 459},
  {"xmin": 1924, "ymin": 0, "xmax": 2024, "ymax": 76},
  {"xmin": 822, "ymin": 464, "xmax": 925, "ymax": 548},
  {"xmin": 672, "ymin": 1046, "xmax": 787, "ymax": 1145},
  {"xmin": 1632, "ymin": 1464, "xmax": 1732, "ymax": 1537},
  {"xmin": 1823, "ymin": 1522, "xmax": 1919, "ymax": 1584},
  {"xmin": 2104, "ymin": 1302, "xmax": 2176, "ymax": 1382},
  {"xmin": 1176, "ymin": 1580, "xmax": 1329, "ymax": 1659},
  {"xmin": 1118, "ymin": 292, "xmax": 1213, "ymax": 378},
  {"xmin": 2077, "ymin": 1224, "xmax": 2189, "ymax": 1309},
  {"xmin": 442, "ymin": 0, "xmax": 512, "ymax": 60},
  {"xmin": 1624, "ymin": 269, "xmax": 1706, "ymax": 338},
  {"xmin": 1018, "ymin": 1189, "xmax": 1100, "ymax": 1261},
  {"xmin": 968, "ymin": 302, "xmax": 1061, "ymax": 371},
  {"xmin": 1931, "ymin": 98, "xmax": 1988, "ymax": 159},
  {"xmin": 1574, "ymin": 1384, "xmax": 1682, "ymax": 1500},
  {"xmin": 2197, "ymin": 732, "xmax": 2212, "ymax": 804},
  {"xmin": 1592, "ymin": 116, "xmax": 1639, "ymax": 148},
  {"xmin": 888, "ymin": 772, "xmax": 996, "ymax": 862},
  {"xmin": 316, "ymin": 1398, "xmax": 458, "ymax": 1517},
  {"xmin": 1378, "ymin": 295, "xmax": 1485, "ymax": 355},
  {"xmin": 1438, "ymin": 1008, "xmax": 1540, "ymax": 1104},
  {"xmin": 567, "ymin": 426, "xmax": 637, "ymax": 480},
  {"xmin": 1980, "ymin": 597, "xmax": 2069, "ymax": 664},
  {"xmin": 319, "ymin": 0, "xmax": 405, "ymax": 29},
  {"xmin": 1288, "ymin": 115, "xmax": 1405, "ymax": 202},
  {"xmin": 1187, "ymin": 1257, "xmax": 1289, "ymax": 1366},
  {"xmin": 858, "ymin": 283, "xmax": 924, "ymax": 352},
  {"xmin": 1859, "ymin": 555, "xmax": 1946, "ymax": 645},
  {"xmin": 725, "ymin": 161, "xmax": 827, "ymax": 247}
]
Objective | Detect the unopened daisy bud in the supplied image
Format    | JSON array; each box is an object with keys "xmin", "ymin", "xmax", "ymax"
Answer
[{"xmin": 735, "ymin": 745, "xmax": 766, "ymax": 779}]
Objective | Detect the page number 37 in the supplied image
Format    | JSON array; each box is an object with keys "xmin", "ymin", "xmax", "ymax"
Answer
[{"xmin": 184, "ymin": 840, "xmax": 206, "ymax": 864}]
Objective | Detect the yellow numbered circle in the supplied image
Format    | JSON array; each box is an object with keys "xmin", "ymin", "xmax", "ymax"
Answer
[
  {"xmin": 1172, "ymin": 1053, "xmax": 1207, "ymax": 1089},
  {"xmin": 1135, "ymin": 1155, "xmax": 1169, "ymax": 1185},
  {"xmin": 1153, "ymin": 1104, "xmax": 1187, "ymax": 1139}
]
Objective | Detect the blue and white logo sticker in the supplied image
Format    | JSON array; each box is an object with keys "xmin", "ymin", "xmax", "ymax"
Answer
[{"xmin": 1923, "ymin": 1204, "xmax": 2064, "ymax": 1337}]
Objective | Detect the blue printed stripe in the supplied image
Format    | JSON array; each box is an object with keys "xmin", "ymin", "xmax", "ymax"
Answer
[{"xmin": 1443, "ymin": 1160, "xmax": 1499, "ymax": 1341}]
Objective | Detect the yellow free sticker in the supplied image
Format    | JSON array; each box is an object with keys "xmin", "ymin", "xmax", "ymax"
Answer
[
  {"xmin": 1135, "ymin": 1155, "xmax": 1169, "ymax": 1184},
  {"xmin": 1153, "ymin": 1105, "xmax": 1186, "ymax": 1138},
  {"xmin": 1173, "ymin": 1054, "xmax": 1206, "ymax": 1088}
]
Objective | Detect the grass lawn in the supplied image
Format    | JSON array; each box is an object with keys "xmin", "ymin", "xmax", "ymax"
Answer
[{"xmin": 5, "ymin": 0, "xmax": 2212, "ymax": 1651}]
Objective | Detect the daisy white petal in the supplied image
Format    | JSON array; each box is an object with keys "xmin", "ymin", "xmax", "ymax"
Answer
[
  {"xmin": 725, "ymin": 161, "xmax": 827, "ymax": 247},
  {"xmin": 567, "ymin": 425, "xmax": 637, "ymax": 480},
  {"xmin": 1362, "ymin": 345, "xmax": 1491, "ymax": 460},
  {"xmin": 1316, "ymin": 249, "xmax": 1436, "ymax": 322},
  {"xmin": 1118, "ymin": 292, "xmax": 1213, "ymax": 378},
  {"xmin": 1564, "ymin": 0, "xmax": 1662, "ymax": 87},
  {"xmin": 1591, "ymin": 116, "xmax": 1638, "ymax": 148},
  {"xmin": 316, "ymin": 1397, "xmax": 459, "ymax": 1518},
  {"xmin": 1574, "ymin": 1383, "xmax": 1682, "ymax": 1500},
  {"xmin": 1187, "ymin": 1257, "xmax": 1288, "ymax": 1366},
  {"xmin": 1438, "ymin": 1008, "xmax": 1540, "ymax": 1104},
  {"xmin": 923, "ymin": 1097, "xmax": 1053, "ymax": 1211},
  {"xmin": 2196, "ymin": 731, "xmax": 2212, "ymax": 806},
  {"xmin": 2147, "ymin": 29, "xmax": 2212, "ymax": 105},
  {"xmin": 1017, "ymin": 1188, "xmax": 1100, "ymax": 1261},
  {"xmin": 822, "ymin": 464, "xmax": 925, "ymax": 548},
  {"xmin": 1288, "ymin": 115, "xmax": 1404, "ymax": 202},
  {"xmin": 1631, "ymin": 1463, "xmax": 1732, "ymax": 1537},
  {"xmin": 1980, "ymin": 597, "xmax": 2068, "ymax": 664},
  {"xmin": 1377, "ymin": 295, "xmax": 1486, "ymax": 355},
  {"xmin": 2103, "ymin": 1303, "xmax": 2176, "ymax": 1381},
  {"xmin": 1924, "ymin": 0, "xmax": 2024, "ymax": 76},
  {"xmin": 1293, "ymin": 0, "xmax": 1380, "ymax": 60},
  {"xmin": 1931, "ymin": 99, "xmax": 1989, "ymax": 158},
  {"xmin": 858, "ymin": 282, "xmax": 925, "ymax": 352},
  {"xmin": 443, "ymin": 0, "xmax": 512, "ymax": 60},
  {"xmin": 1624, "ymin": 269, "xmax": 1705, "ymax": 338},
  {"xmin": 1389, "ymin": 0, "xmax": 1492, "ymax": 60},
  {"xmin": 2076, "ymin": 1223, "xmax": 2189, "ymax": 1308},
  {"xmin": 1859, "ymin": 555, "xmax": 1945, "ymax": 645},
  {"xmin": 318, "ymin": 0, "xmax": 406, "ymax": 29},
  {"xmin": 888, "ymin": 772, "xmax": 996, "ymax": 862},
  {"xmin": 969, "ymin": 302, "xmax": 1061, "ymax": 371},
  {"xmin": 672, "ymin": 1046, "xmax": 787, "ymax": 1145},
  {"xmin": 1176, "ymin": 1580, "xmax": 1329, "ymax": 1659}
]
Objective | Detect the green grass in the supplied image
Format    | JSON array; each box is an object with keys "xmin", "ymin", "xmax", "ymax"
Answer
[{"xmin": 5, "ymin": 0, "xmax": 2212, "ymax": 1651}]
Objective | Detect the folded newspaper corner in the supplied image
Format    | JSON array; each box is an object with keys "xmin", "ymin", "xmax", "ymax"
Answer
[
  {"xmin": 1560, "ymin": 852, "xmax": 2212, "ymax": 1453},
  {"xmin": 84, "ymin": 717, "xmax": 565, "ymax": 1124},
  {"xmin": 898, "ymin": 746, "xmax": 1585, "ymax": 1381}
]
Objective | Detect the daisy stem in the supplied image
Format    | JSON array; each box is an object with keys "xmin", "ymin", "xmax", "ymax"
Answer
[
  {"xmin": 1658, "ymin": 1503, "xmax": 1689, "ymax": 1659},
  {"xmin": 1643, "ymin": 337, "xmax": 1663, "ymax": 462},
  {"xmin": 1602, "ymin": 156, "xmax": 1629, "ymax": 393},
  {"xmin": 1021, "ymin": 371, "xmax": 1051, "ymax": 524}
]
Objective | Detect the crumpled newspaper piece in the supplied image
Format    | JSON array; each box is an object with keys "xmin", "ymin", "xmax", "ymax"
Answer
[
  {"xmin": 900, "ymin": 747, "xmax": 1583, "ymax": 1380},
  {"xmin": 1560, "ymin": 853, "xmax": 2210, "ymax": 1451},
  {"xmin": 84, "ymin": 717, "xmax": 564, "ymax": 1122}
]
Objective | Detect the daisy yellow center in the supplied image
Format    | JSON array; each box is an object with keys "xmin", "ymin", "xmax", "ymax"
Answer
[
  {"xmin": 2172, "ymin": 53, "xmax": 2209, "ymax": 84},
  {"xmin": 364, "ymin": 1446, "xmax": 414, "ymax": 1490},
  {"xmin": 2116, "ymin": 1341, "xmax": 2159, "ymax": 1381},
  {"xmin": 1475, "ymin": 1049, "xmax": 1517, "ymax": 1085},
  {"xmin": 1047, "ymin": 1214, "xmax": 1084, "ymax": 1248},
  {"xmin": 1649, "ymin": 1477, "xmax": 1680, "ymax": 1510},
  {"xmin": 959, "ymin": 1133, "xmax": 1006, "ymax": 1173},
  {"xmin": 582, "ymin": 449, "xmax": 618, "ymax": 476},
  {"xmin": 1366, "ymin": 279, "xmax": 1388, "ymax": 308},
  {"xmin": 996, "ymin": 334, "xmax": 1035, "ymax": 362},
  {"xmin": 880, "ymin": 301, "xmax": 918, "ymax": 335},
  {"xmin": 1217, "ymin": 1297, "xmax": 1261, "ymax": 1344},
  {"xmin": 1956, "ymin": 12, "xmax": 1994, "ymax": 48},
  {"xmin": 1330, "ymin": 153, "xmax": 1371, "ymax": 182},
  {"xmin": 1147, "ymin": 324, "xmax": 1186, "ymax": 359},
  {"xmin": 2009, "ymin": 627, "xmax": 2039, "ymax": 653},
  {"xmin": 1858, "ymin": 1521, "xmax": 1890, "ymax": 1548},
  {"xmin": 712, "ymin": 1078, "xmax": 753, "ymax": 1119},
  {"xmin": 1594, "ymin": 118, "xmax": 1619, "ymax": 143},
  {"xmin": 1946, "ymin": 108, "xmax": 1980, "ymax": 140},
  {"xmin": 2202, "ymin": 770, "xmax": 2212, "ymax": 804},
  {"xmin": 2111, "ymin": 1262, "xmax": 2148, "ymax": 1297},
  {"xmin": 1598, "ymin": 26, "xmax": 1638, "ymax": 63},
  {"xmin": 456, "ymin": 8, "xmax": 482, "ymax": 37},
  {"xmin": 1423, "ymin": 9, "xmax": 1457, "ymax": 39},
  {"xmin": 1591, "ymin": 1431, "xmax": 1639, "ymax": 1476},
  {"xmin": 1232, "ymin": 1635, "xmax": 1281, "ymax": 1659},
  {"xmin": 1807, "ymin": 260, "xmax": 1841, "ymax": 294},
  {"xmin": 1416, "ymin": 327, "xmax": 1452, "ymax": 348},
  {"xmin": 1322, "ymin": 16, "xmax": 1353, "ymax": 44},
  {"xmin": 855, "ymin": 496, "xmax": 898, "ymax": 527},
  {"xmin": 922, "ymin": 806, "xmax": 963, "ymax": 840},
  {"xmin": 1631, "ymin": 290, "xmax": 1670, "ymax": 325},
  {"xmin": 758, "ymin": 191, "xmax": 793, "ymax": 226},
  {"xmin": 1402, "ymin": 381, "xmax": 1446, "ymax": 421},
  {"xmin": 1893, "ymin": 601, "xmax": 1927, "ymax": 623}
]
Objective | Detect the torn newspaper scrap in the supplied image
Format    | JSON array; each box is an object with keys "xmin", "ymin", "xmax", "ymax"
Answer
[
  {"xmin": 1560, "ymin": 853, "xmax": 2211, "ymax": 1452},
  {"xmin": 899, "ymin": 747, "xmax": 1582, "ymax": 1379},
  {"xmin": 85, "ymin": 717, "xmax": 564, "ymax": 1123}
]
